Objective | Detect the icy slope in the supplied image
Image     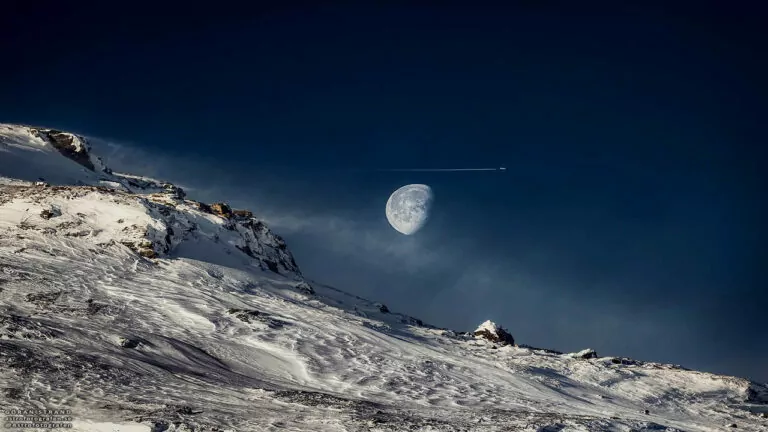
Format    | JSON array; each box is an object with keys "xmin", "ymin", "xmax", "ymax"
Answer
[{"xmin": 1, "ymin": 124, "xmax": 766, "ymax": 432}]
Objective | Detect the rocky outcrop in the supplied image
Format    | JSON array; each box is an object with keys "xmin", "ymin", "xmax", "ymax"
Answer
[
  {"xmin": 120, "ymin": 239, "xmax": 158, "ymax": 258},
  {"xmin": 187, "ymin": 200, "xmax": 212, "ymax": 213},
  {"xmin": 1, "ymin": 184, "xmax": 302, "ymax": 279},
  {"xmin": 210, "ymin": 202, "xmax": 232, "ymax": 217},
  {"xmin": 161, "ymin": 183, "xmax": 185, "ymax": 200},
  {"xmin": 567, "ymin": 348, "xmax": 598, "ymax": 359},
  {"xmin": 473, "ymin": 320, "xmax": 515, "ymax": 346},
  {"xmin": 31, "ymin": 128, "xmax": 95, "ymax": 171},
  {"xmin": 235, "ymin": 218, "xmax": 300, "ymax": 276},
  {"xmin": 232, "ymin": 209, "xmax": 253, "ymax": 219}
]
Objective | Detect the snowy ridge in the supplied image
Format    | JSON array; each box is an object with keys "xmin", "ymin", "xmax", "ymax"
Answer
[
  {"xmin": 1, "ymin": 124, "xmax": 181, "ymax": 195},
  {"xmin": 0, "ymin": 184, "xmax": 301, "ymax": 276},
  {"xmin": 1, "ymin": 123, "xmax": 767, "ymax": 431}
]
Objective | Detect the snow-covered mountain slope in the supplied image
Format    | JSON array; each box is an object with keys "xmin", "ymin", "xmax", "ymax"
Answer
[
  {"xmin": 1, "ymin": 123, "xmax": 766, "ymax": 431},
  {"xmin": 0, "ymin": 124, "xmax": 183, "ymax": 195}
]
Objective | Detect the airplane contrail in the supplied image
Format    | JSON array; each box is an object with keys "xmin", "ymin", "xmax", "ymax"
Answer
[{"xmin": 376, "ymin": 167, "xmax": 506, "ymax": 172}]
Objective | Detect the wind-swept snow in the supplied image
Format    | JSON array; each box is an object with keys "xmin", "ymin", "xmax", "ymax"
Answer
[{"xmin": 1, "ymin": 124, "xmax": 766, "ymax": 431}]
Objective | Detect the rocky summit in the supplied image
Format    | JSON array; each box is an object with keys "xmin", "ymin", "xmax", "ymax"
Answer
[
  {"xmin": 473, "ymin": 320, "xmax": 516, "ymax": 347},
  {"xmin": 1, "ymin": 123, "xmax": 767, "ymax": 431}
]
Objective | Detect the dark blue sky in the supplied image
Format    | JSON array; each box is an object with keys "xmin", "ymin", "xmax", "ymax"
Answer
[{"xmin": 2, "ymin": 2, "xmax": 766, "ymax": 381}]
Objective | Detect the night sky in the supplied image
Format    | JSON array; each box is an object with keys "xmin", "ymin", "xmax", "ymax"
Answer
[{"xmin": 1, "ymin": 3, "xmax": 766, "ymax": 381}]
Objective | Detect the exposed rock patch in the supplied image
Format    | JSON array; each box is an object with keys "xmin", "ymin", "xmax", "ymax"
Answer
[
  {"xmin": 121, "ymin": 240, "xmax": 158, "ymax": 259},
  {"xmin": 209, "ymin": 202, "xmax": 232, "ymax": 217},
  {"xmin": 232, "ymin": 209, "xmax": 253, "ymax": 219},
  {"xmin": 40, "ymin": 207, "xmax": 61, "ymax": 219},
  {"xmin": 35, "ymin": 129, "xmax": 96, "ymax": 171},
  {"xmin": 473, "ymin": 320, "xmax": 515, "ymax": 346},
  {"xmin": 188, "ymin": 200, "xmax": 211, "ymax": 213},
  {"xmin": 162, "ymin": 183, "xmax": 185, "ymax": 199},
  {"xmin": 567, "ymin": 348, "xmax": 598, "ymax": 360}
]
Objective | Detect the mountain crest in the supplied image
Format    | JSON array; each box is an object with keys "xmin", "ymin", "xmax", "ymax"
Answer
[
  {"xmin": 29, "ymin": 128, "xmax": 95, "ymax": 170},
  {"xmin": 0, "ymin": 123, "xmax": 301, "ymax": 279}
]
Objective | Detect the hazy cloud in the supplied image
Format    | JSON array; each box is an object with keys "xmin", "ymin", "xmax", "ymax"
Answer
[{"xmin": 88, "ymin": 136, "xmax": 451, "ymax": 273}]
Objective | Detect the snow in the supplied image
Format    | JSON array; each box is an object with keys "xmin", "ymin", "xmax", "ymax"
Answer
[
  {"xmin": 475, "ymin": 319, "xmax": 501, "ymax": 336},
  {"xmin": 0, "ymin": 124, "xmax": 96, "ymax": 186},
  {"xmin": 1, "ymin": 123, "xmax": 767, "ymax": 431},
  {"xmin": 0, "ymin": 124, "xmax": 180, "ymax": 195}
]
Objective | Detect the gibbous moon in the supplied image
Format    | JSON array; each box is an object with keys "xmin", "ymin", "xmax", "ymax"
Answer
[{"xmin": 385, "ymin": 184, "xmax": 433, "ymax": 235}]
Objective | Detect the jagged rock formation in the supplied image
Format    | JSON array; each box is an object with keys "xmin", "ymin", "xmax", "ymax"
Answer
[
  {"xmin": 473, "ymin": 320, "xmax": 516, "ymax": 346},
  {"xmin": 0, "ymin": 183, "xmax": 301, "ymax": 276},
  {"xmin": 32, "ymin": 129, "xmax": 97, "ymax": 171},
  {"xmin": 209, "ymin": 202, "xmax": 232, "ymax": 217}
]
